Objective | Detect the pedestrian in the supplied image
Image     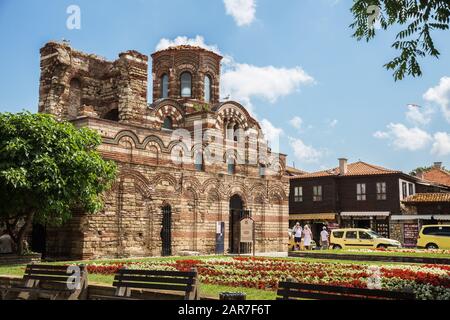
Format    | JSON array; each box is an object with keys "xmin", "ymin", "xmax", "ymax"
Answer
[
  {"xmin": 293, "ymin": 222, "xmax": 302, "ymax": 251},
  {"xmin": 303, "ymin": 225, "xmax": 313, "ymax": 250},
  {"xmin": 320, "ymin": 226, "xmax": 330, "ymax": 250}
]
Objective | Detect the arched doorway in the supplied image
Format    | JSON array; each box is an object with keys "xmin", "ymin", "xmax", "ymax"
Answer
[
  {"xmin": 161, "ymin": 205, "xmax": 172, "ymax": 256},
  {"xmin": 229, "ymin": 194, "xmax": 251, "ymax": 254}
]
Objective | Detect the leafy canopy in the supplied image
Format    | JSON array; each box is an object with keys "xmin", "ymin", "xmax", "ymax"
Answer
[
  {"xmin": 0, "ymin": 111, "xmax": 117, "ymax": 227},
  {"xmin": 351, "ymin": 0, "xmax": 450, "ymax": 80}
]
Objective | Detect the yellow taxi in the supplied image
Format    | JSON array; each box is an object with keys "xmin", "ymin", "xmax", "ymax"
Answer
[
  {"xmin": 330, "ymin": 228, "xmax": 401, "ymax": 250},
  {"xmin": 417, "ymin": 225, "xmax": 450, "ymax": 249}
]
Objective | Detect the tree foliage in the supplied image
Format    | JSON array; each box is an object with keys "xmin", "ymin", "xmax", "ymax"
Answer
[
  {"xmin": 350, "ymin": 0, "xmax": 450, "ymax": 80},
  {"xmin": 0, "ymin": 112, "xmax": 117, "ymax": 253}
]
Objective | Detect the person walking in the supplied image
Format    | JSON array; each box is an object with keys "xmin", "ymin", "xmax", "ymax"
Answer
[
  {"xmin": 303, "ymin": 225, "xmax": 313, "ymax": 250},
  {"xmin": 293, "ymin": 222, "xmax": 302, "ymax": 251},
  {"xmin": 320, "ymin": 226, "xmax": 330, "ymax": 250}
]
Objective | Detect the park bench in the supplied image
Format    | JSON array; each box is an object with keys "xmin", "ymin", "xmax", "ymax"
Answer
[
  {"xmin": 90, "ymin": 268, "xmax": 199, "ymax": 300},
  {"xmin": 3, "ymin": 264, "xmax": 88, "ymax": 300},
  {"xmin": 276, "ymin": 281, "xmax": 416, "ymax": 300}
]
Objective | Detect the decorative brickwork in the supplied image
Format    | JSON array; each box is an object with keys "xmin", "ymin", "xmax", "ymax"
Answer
[{"xmin": 39, "ymin": 42, "xmax": 289, "ymax": 259}]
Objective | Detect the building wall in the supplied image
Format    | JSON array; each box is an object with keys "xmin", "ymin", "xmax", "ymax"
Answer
[
  {"xmin": 289, "ymin": 174, "xmax": 410, "ymax": 215},
  {"xmin": 39, "ymin": 42, "xmax": 289, "ymax": 259},
  {"xmin": 289, "ymin": 177, "xmax": 337, "ymax": 214},
  {"xmin": 337, "ymin": 175, "xmax": 404, "ymax": 213}
]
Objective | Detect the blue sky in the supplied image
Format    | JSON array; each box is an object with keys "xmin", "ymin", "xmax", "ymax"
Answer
[{"xmin": 0, "ymin": 0, "xmax": 449, "ymax": 173}]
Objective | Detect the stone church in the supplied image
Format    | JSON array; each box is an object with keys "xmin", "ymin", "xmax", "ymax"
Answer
[{"xmin": 37, "ymin": 41, "xmax": 289, "ymax": 260}]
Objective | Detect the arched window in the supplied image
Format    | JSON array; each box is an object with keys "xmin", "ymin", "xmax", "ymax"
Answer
[
  {"xmin": 180, "ymin": 72, "xmax": 192, "ymax": 98},
  {"xmin": 195, "ymin": 152, "xmax": 204, "ymax": 172},
  {"xmin": 161, "ymin": 74, "xmax": 169, "ymax": 98},
  {"xmin": 204, "ymin": 75, "xmax": 212, "ymax": 103},
  {"xmin": 163, "ymin": 116, "xmax": 173, "ymax": 130},
  {"xmin": 227, "ymin": 157, "xmax": 236, "ymax": 175},
  {"xmin": 233, "ymin": 124, "xmax": 240, "ymax": 142}
]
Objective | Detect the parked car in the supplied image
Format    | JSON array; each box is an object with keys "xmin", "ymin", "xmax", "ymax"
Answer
[
  {"xmin": 417, "ymin": 225, "xmax": 450, "ymax": 250},
  {"xmin": 330, "ymin": 228, "xmax": 401, "ymax": 250},
  {"xmin": 288, "ymin": 228, "xmax": 317, "ymax": 251}
]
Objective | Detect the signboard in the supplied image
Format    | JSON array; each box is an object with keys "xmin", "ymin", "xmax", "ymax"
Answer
[
  {"xmin": 404, "ymin": 223, "xmax": 419, "ymax": 248},
  {"xmin": 240, "ymin": 218, "xmax": 254, "ymax": 243},
  {"xmin": 215, "ymin": 222, "xmax": 225, "ymax": 255},
  {"xmin": 375, "ymin": 222, "xmax": 389, "ymax": 239}
]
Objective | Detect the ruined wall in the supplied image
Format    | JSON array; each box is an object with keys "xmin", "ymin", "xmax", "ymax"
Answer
[{"xmin": 39, "ymin": 42, "xmax": 148, "ymax": 125}]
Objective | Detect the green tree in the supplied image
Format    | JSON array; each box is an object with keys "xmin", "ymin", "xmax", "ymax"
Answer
[
  {"xmin": 350, "ymin": 0, "xmax": 450, "ymax": 80},
  {"xmin": 0, "ymin": 112, "xmax": 117, "ymax": 254}
]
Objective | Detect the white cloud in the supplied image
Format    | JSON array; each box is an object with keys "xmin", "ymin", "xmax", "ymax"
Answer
[
  {"xmin": 373, "ymin": 131, "xmax": 389, "ymax": 139},
  {"xmin": 288, "ymin": 137, "xmax": 323, "ymax": 163},
  {"xmin": 155, "ymin": 35, "xmax": 221, "ymax": 55},
  {"xmin": 223, "ymin": 0, "xmax": 256, "ymax": 26},
  {"xmin": 289, "ymin": 116, "xmax": 303, "ymax": 130},
  {"xmin": 423, "ymin": 76, "xmax": 450, "ymax": 123},
  {"xmin": 431, "ymin": 132, "xmax": 450, "ymax": 156},
  {"xmin": 221, "ymin": 63, "xmax": 314, "ymax": 109},
  {"xmin": 374, "ymin": 123, "xmax": 432, "ymax": 151},
  {"xmin": 329, "ymin": 119, "xmax": 338, "ymax": 128},
  {"xmin": 260, "ymin": 119, "xmax": 283, "ymax": 153},
  {"xmin": 155, "ymin": 36, "xmax": 314, "ymax": 118},
  {"xmin": 405, "ymin": 105, "xmax": 433, "ymax": 126}
]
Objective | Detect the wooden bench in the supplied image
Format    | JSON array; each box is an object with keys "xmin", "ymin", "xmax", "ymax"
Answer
[
  {"xmin": 4, "ymin": 264, "xmax": 88, "ymax": 300},
  {"xmin": 277, "ymin": 281, "xmax": 415, "ymax": 300},
  {"xmin": 90, "ymin": 268, "xmax": 199, "ymax": 300}
]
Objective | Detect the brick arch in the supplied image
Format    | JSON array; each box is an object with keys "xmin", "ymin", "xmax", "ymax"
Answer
[
  {"xmin": 214, "ymin": 102, "xmax": 258, "ymax": 131},
  {"xmin": 183, "ymin": 176, "xmax": 202, "ymax": 193},
  {"xmin": 268, "ymin": 184, "xmax": 287, "ymax": 202},
  {"xmin": 223, "ymin": 149, "xmax": 245, "ymax": 165},
  {"xmin": 111, "ymin": 130, "xmax": 141, "ymax": 147},
  {"xmin": 201, "ymin": 178, "xmax": 224, "ymax": 194},
  {"xmin": 142, "ymin": 135, "xmax": 165, "ymax": 154},
  {"xmin": 227, "ymin": 184, "xmax": 249, "ymax": 207},
  {"xmin": 118, "ymin": 169, "xmax": 153, "ymax": 199},
  {"xmin": 154, "ymin": 104, "xmax": 184, "ymax": 129},
  {"xmin": 150, "ymin": 173, "xmax": 179, "ymax": 191}
]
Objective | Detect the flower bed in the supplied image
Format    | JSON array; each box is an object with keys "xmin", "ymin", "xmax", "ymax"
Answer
[{"xmin": 86, "ymin": 257, "xmax": 450, "ymax": 300}]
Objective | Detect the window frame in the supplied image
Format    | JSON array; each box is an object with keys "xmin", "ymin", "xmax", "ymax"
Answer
[
  {"xmin": 160, "ymin": 74, "xmax": 169, "ymax": 98},
  {"xmin": 313, "ymin": 185, "xmax": 323, "ymax": 202},
  {"xmin": 227, "ymin": 157, "xmax": 236, "ymax": 175},
  {"xmin": 162, "ymin": 116, "xmax": 174, "ymax": 130},
  {"xmin": 376, "ymin": 182, "xmax": 387, "ymax": 200},
  {"xmin": 294, "ymin": 186, "xmax": 303, "ymax": 202},
  {"xmin": 180, "ymin": 72, "xmax": 192, "ymax": 98},
  {"xmin": 356, "ymin": 183, "xmax": 367, "ymax": 201},
  {"xmin": 204, "ymin": 74, "xmax": 212, "ymax": 103}
]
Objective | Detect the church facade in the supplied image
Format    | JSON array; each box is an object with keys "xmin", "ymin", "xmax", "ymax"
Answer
[{"xmin": 38, "ymin": 41, "xmax": 289, "ymax": 259}]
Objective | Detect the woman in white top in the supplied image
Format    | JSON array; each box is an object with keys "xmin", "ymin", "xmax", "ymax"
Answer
[
  {"xmin": 293, "ymin": 223, "xmax": 302, "ymax": 251},
  {"xmin": 303, "ymin": 225, "xmax": 313, "ymax": 250}
]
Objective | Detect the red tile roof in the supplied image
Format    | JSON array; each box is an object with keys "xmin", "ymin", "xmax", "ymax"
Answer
[
  {"xmin": 290, "ymin": 161, "xmax": 402, "ymax": 179},
  {"xmin": 403, "ymin": 193, "xmax": 450, "ymax": 203},
  {"xmin": 421, "ymin": 168, "xmax": 450, "ymax": 187}
]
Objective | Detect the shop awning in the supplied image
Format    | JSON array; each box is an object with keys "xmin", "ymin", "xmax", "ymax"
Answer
[
  {"xmin": 289, "ymin": 213, "xmax": 336, "ymax": 221},
  {"xmin": 340, "ymin": 211, "xmax": 390, "ymax": 217},
  {"xmin": 391, "ymin": 215, "xmax": 450, "ymax": 221}
]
